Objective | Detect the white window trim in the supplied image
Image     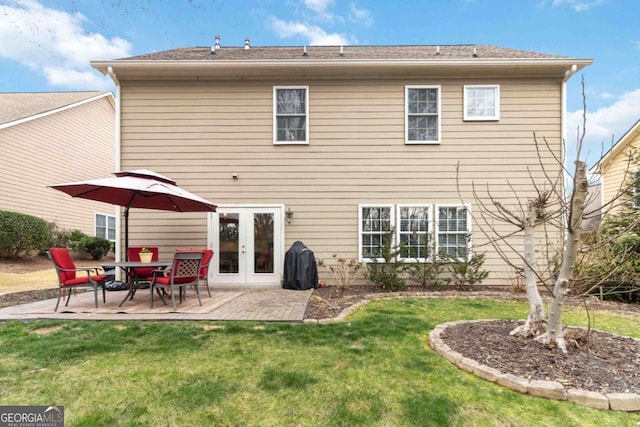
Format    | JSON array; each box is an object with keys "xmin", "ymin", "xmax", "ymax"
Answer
[
  {"xmin": 94, "ymin": 213, "xmax": 116, "ymax": 241},
  {"xmin": 405, "ymin": 85, "xmax": 441, "ymax": 145},
  {"xmin": 358, "ymin": 204, "xmax": 395, "ymax": 263},
  {"xmin": 463, "ymin": 84, "xmax": 500, "ymax": 121},
  {"xmin": 273, "ymin": 85, "xmax": 309, "ymax": 145},
  {"xmin": 396, "ymin": 204, "xmax": 433, "ymax": 262},
  {"xmin": 434, "ymin": 204, "xmax": 472, "ymax": 261}
]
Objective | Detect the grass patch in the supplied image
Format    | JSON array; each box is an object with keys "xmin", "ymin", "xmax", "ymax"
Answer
[{"xmin": 0, "ymin": 299, "xmax": 639, "ymax": 426}]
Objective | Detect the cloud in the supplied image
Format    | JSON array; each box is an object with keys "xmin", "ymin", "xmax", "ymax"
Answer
[
  {"xmin": 567, "ymin": 88, "xmax": 640, "ymax": 164},
  {"xmin": 348, "ymin": 3, "xmax": 374, "ymax": 27},
  {"xmin": 549, "ymin": 0, "xmax": 608, "ymax": 12},
  {"xmin": 304, "ymin": 0, "xmax": 334, "ymax": 15},
  {"xmin": 269, "ymin": 17, "xmax": 352, "ymax": 45},
  {"xmin": 0, "ymin": 0, "xmax": 132, "ymax": 90}
]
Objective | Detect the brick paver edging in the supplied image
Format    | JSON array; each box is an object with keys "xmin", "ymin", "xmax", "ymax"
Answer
[{"xmin": 429, "ymin": 320, "xmax": 640, "ymax": 412}]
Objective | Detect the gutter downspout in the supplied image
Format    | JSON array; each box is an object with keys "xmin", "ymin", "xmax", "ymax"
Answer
[
  {"xmin": 107, "ymin": 66, "xmax": 123, "ymax": 264},
  {"xmin": 561, "ymin": 64, "xmax": 578, "ymax": 243},
  {"xmin": 562, "ymin": 64, "xmax": 578, "ymax": 187},
  {"xmin": 562, "ymin": 64, "xmax": 579, "ymax": 204}
]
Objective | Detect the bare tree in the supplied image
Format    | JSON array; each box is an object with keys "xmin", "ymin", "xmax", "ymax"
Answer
[{"xmin": 469, "ymin": 77, "xmax": 636, "ymax": 352}]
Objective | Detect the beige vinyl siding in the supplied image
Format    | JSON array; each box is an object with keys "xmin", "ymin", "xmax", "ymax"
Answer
[
  {"xmin": 118, "ymin": 78, "xmax": 563, "ymax": 284},
  {"xmin": 601, "ymin": 133, "xmax": 640, "ymax": 211},
  {"xmin": 0, "ymin": 97, "xmax": 115, "ymax": 236}
]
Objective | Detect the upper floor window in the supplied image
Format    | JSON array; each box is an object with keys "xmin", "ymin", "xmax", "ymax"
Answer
[
  {"xmin": 406, "ymin": 85, "xmax": 441, "ymax": 144},
  {"xmin": 464, "ymin": 85, "xmax": 500, "ymax": 121},
  {"xmin": 95, "ymin": 213, "xmax": 116, "ymax": 241},
  {"xmin": 274, "ymin": 86, "xmax": 309, "ymax": 144}
]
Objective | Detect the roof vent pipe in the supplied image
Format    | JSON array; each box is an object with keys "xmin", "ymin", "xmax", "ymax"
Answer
[
  {"xmin": 436, "ymin": 46, "xmax": 440, "ymax": 55},
  {"xmin": 339, "ymin": 45, "xmax": 344, "ymax": 56},
  {"xmin": 244, "ymin": 38, "xmax": 250, "ymax": 49},
  {"xmin": 215, "ymin": 35, "xmax": 221, "ymax": 49},
  {"xmin": 472, "ymin": 47, "xmax": 478, "ymax": 57},
  {"xmin": 303, "ymin": 45, "xmax": 308, "ymax": 56}
]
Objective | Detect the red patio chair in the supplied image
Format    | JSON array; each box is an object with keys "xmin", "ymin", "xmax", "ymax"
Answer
[
  {"xmin": 48, "ymin": 247, "xmax": 108, "ymax": 311},
  {"xmin": 176, "ymin": 248, "xmax": 213, "ymax": 297},
  {"xmin": 149, "ymin": 251, "xmax": 204, "ymax": 311}
]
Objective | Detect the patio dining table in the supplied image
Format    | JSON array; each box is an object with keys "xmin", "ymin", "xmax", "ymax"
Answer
[{"xmin": 101, "ymin": 261, "xmax": 171, "ymax": 307}]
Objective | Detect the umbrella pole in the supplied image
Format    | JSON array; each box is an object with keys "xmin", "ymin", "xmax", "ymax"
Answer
[{"xmin": 124, "ymin": 207, "xmax": 130, "ymax": 261}]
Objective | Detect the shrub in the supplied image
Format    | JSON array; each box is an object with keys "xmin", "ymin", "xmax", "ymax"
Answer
[
  {"xmin": 364, "ymin": 229, "xmax": 406, "ymax": 291},
  {"xmin": 66, "ymin": 229, "xmax": 89, "ymax": 252},
  {"xmin": 446, "ymin": 252, "xmax": 489, "ymax": 289},
  {"xmin": 406, "ymin": 256, "xmax": 450, "ymax": 288},
  {"xmin": 0, "ymin": 210, "xmax": 51, "ymax": 258},
  {"xmin": 80, "ymin": 236, "xmax": 112, "ymax": 260},
  {"xmin": 318, "ymin": 255, "xmax": 362, "ymax": 291},
  {"xmin": 575, "ymin": 233, "xmax": 640, "ymax": 302}
]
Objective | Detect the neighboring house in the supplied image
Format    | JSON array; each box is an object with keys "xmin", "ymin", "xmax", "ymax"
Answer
[
  {"xmin": 0, "ymin": 92, "xmax": 116, "ymax": 239},
  {"xmin": 593, "ymin": 118, "xmax": 640, "ymax": 216},
  {"xmin": 92, "ymin": 42, "xmax": 591, "ymax": 286}
]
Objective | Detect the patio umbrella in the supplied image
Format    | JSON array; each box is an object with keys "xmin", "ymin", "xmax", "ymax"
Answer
[{"xmin": 49, "ymin": 169, "xmax": 217, "ymax": 260}]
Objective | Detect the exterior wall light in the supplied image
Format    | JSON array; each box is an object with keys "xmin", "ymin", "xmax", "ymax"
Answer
[{"xmin": 286, "ymin": 208, "xmax": 294, "ymax": 224}]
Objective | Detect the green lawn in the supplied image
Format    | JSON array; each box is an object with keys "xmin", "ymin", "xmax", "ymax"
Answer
[{"xmin": 1, "ymin": 298, "xmax": 639, "ymax": 426}]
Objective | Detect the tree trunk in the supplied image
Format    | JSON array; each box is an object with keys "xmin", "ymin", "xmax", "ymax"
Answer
[
  {"xmin": 511, "ymin": 199, "xmax": 547, "ymax": 337},
  {"xmin": 536, "ymin": 161, "xmax": 588, "ymax": 352}
]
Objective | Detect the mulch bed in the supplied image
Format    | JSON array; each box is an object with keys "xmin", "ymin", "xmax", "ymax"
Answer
[{"xmin": 440, "ymin": 319, "xmax": 640, "ymax": 394}]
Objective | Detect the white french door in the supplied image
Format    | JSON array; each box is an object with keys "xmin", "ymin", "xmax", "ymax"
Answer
[{"xmin": 209, "ymin": 206, "xmax": 283, "ymax": 285}]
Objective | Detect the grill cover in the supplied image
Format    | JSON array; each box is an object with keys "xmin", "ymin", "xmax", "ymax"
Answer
[{"xmin": 282, "ymin": 241, "xmax": 318, "ymax": 290}]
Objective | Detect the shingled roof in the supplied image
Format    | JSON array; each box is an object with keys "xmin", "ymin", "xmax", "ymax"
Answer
[
  {"xmin": 0, "ymin": 91, "xmax": 105, "ymax": 126},
  {"xmin": 120, "ymin": 44, "xmax": 565, "ymax": 62}
]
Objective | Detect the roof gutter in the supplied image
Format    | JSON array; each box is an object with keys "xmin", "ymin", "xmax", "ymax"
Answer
[{"xmin": 92, "ymin": 58, "xmax": 593, "ymax": 74}]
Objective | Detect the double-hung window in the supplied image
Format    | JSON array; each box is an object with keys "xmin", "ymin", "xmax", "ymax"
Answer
[
  {"xmin": 436, "ymin": 205, "xmax": 471, "ymax": 260},
  {"xmin": 95, "ymin": 213, "xmax": 116, "ymax": 241},
  {"xmin": 359, "ymin": 205, "xmax": 393, "ymax": 261},
  {"xmin": 274, "ymin": 86, "xmax": 309, "ymax": 144},
  {"xmin": 406, "ymin": 85, "xmax": 441, "ymax": 144},
  {"xmin": 359, "ymin": 204, "xmax": 470, "ymax": 262},
  {"xmin": 398, "ymin": 205, "xmax": 432, "ymax": 261},
  {"xmin": 464, "ymin": 85, "xmax": 500, "ymax": 121}
]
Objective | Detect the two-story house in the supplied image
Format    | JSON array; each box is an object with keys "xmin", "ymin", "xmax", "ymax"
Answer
[
  {"xmin": 92, "ymin": 42, "xmax": 591, "ymax": 287},
  {"xmin": 0, "ymin": 91, "xmax": 116, "ymax": 239}
]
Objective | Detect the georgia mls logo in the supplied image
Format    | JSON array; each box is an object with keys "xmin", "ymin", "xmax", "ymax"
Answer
[{"xmin": 0, "ymin": 405, "xmax": 64, "ymax": 427}]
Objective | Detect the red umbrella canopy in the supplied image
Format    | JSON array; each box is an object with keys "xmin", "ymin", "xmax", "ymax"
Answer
[{"xmin": 49, "ymin": 169, "xmax": 217, "ymax": 212}]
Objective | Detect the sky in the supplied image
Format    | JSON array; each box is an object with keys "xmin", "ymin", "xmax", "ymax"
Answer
[{"xmin": 0, "ymin": 0, "xmax": 638, "ymax": 167}]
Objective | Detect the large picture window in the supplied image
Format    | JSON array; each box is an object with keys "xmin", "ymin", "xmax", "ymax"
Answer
[
  {"xmin": 405, "ymin": 85, "xmax": 441, "ymax": 144},
  {"xmin": 95, "ymin": 213, "xmax": 116, "ymax": 241},
  {"xmin": 274, "ymin": 86, "xmax": 309, "ymax": 144},
  {"xmin": 359, "ymin": 204, "xmax": 470, "ymax": 262},
  {"xmin": 464, "ymin": 85, "xmax": 500, "ymax": 121}
]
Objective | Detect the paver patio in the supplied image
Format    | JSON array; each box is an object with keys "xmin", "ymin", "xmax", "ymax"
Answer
[{"xmin": 0, "ymin": 287, "xmax": 312, "ymax": 322}]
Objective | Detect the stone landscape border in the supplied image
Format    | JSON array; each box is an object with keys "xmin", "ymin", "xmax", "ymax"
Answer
[
  {"xmin": 304, "ymin": 291, "xmax": 640, "ymax": 412},
  {"xmin": 430, "ymin": 320, "xmax": 640, "ymax": 412}
]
